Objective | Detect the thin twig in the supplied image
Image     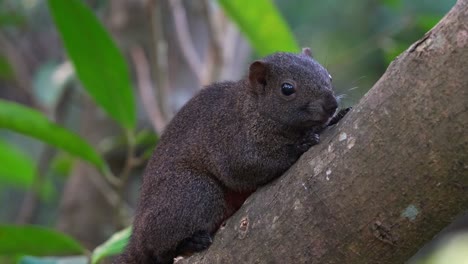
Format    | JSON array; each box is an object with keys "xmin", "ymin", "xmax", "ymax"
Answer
[
  {"xmin": 219, "ymin": 21, "xmax": 250, "ymax": 80},
  {"xmin": 16, "ymin": 146, "xmax": 57, "ymax": 224},
  {"xmin": 101, "ymin": 165, "xmax": 122, "ymax": 188},
  {"xmin": 222, "ymin": 23, "xmax": 240, "ymax": 72},
  {"xmin": 16, "ymin": 84, "xmax": 74, "ymax": 224},
  {"xmin": 113, "ymin": 130, "xmax": 137, "ymax": 227},
  {"xmin": 117, "ymin": 130, "xmax": 136, "ymax": 197},
  {"xmin": 148, "ymin": 0, "xmax": 172, "ymax": 120},
  {"xmin": 0, "ymin": 31, "xmax": 41, "ymax": 109},
  {"xmin": 85, "ymin": 164, "xmax": 131, "ymax": 226},
  {"xmin": 200, "ymin": 0, "xmax": 223, "ymax": 83},
  {"xmin": 168, "ymin": 0, "xmax": 204, "ymax": 84},
  {"xmin": 130, "ymin": 45, "xmax": 167, "ymax": 134}
]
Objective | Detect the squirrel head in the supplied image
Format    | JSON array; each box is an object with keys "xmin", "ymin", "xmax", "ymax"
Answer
[{"xmin": 248, "ymin": 48, "xmax": 338, "ymax": 129}]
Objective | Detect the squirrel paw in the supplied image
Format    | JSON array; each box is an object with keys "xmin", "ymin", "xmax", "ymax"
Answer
[
  {"xmin": 176, "ymin": 230, "xmax": 213, "ymax": 256},
  {"xmin": 297, "ymin": 133, "xmax": 320, "ymax": 153},
  {"xmin": 328, "ymin": 107, "xmax": 352, "ymax": 126}
]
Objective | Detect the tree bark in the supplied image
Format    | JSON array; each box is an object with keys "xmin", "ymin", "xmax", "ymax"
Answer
[{"xmin": 182, "ymin": 1, "xmax": 468, "ymax": 263}]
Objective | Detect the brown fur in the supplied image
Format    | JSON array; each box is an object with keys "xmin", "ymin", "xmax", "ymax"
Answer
[{"xmin": 117, "ymin": 50, "xmax": 339, "ymax": 263}]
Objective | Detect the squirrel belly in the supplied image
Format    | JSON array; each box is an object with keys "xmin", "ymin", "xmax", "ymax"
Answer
[
  {"xmin": 222, "ymin": 189, "xmax": 255, "ymax": 225},
  {"xmin": 117, "ymin": 48, "xmax": 349, "ymax": 264}
]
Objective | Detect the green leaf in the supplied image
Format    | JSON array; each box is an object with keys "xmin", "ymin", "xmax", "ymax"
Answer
[
  {"xmin": 417, "ymin": 233, "xmax": 468, "ymax": 264},
  {"xmin": 0, "ymin": 256, "xmax": 15, "ymax": 264},
  {"xmin": 0, "ymin": 54, "xmax": 14, "ymax": 80},
  {"xmin": 382, "ymin": 0, "xmax": 403, "ymax": 10},
  {"xmin": 48, "ymin": 0, "xmax": 136, "ymax": 129},
  {"xmin": 0, "ymin": 99, "xmax": 106, "ymax": 172},
  {"xmin": 0, "ymin": 139, "xmax": 35, "ymax": 188},
  {"xmin": 0, "ymin": 225, "xmax": 85, "ymax": 256},
  {"xmin": 135, "ymin": 129, "xmax": 158, "ymax": 149},
  {"xmin": 50, "ymin": 153, "xmax": 75, "ymax": 178},
  {"xmin": 91, "ymin": 227, "xmax": 130, "ymax": 264},
  {"xmin": 0, "ymin": 13, "xmax": 25, "ymax": 27},
  {"xmin": 218, "ymin": 0, "xmax": 299, "ymax": 56},
  {"xmin": 0, "ymin": 139, "xmax": 55, "ymax": 200}
]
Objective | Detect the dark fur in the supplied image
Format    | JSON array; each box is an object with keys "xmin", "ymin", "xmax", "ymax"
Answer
[{"xmin": 117, "ymin": 50, "xmax": 344, "ymax": 263}]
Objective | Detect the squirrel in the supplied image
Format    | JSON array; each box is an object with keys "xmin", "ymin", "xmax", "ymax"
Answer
[{"xmin": 116, "ymin": 48, "xmax": 350, "ymax": 264}]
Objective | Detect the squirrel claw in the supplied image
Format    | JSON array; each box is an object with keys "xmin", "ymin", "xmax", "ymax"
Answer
[
  {"xmin": 328, "ymin": 107, "xmax": 352, "ymax": 126},
  {"xmin": 297, "ymin": 133, "xmax": 320, "ymax": 153}
]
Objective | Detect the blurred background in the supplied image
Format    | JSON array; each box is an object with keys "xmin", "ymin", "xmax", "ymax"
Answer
[{"xmin": 0, "ymin": 0, "xmax": 459, "ymax": 263}]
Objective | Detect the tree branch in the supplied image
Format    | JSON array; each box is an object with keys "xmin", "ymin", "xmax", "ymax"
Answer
[
  {"xmin": 130, "ymin": 45, "xmax": 167, "ymax": 134},
  {"xmin": 181, "ymin": 1, "xmax": 468, "ymax": 263}
]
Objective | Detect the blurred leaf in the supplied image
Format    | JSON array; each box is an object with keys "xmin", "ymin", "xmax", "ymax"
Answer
[
  {"xmin": 382, "ymin": 0, "xmax": 403, "ymax": 10},
  {"xmin": 48, "ymin": 0, "xmax": 136, "ymax": 129},
  {"xmin": 0, "ymin": 256, "xmax": 15, "ymax": 264},
  {"xmin": 33, "ymin": 62, "xmax": 73, "ymax": 108},
  {"xmin": 0, "ymin": 139, "xmax": 55, "ymax": 200},
  {"xmin": 218, "ymin": 0, "xmax": 299, "ymax": 56},
  {"xmin": 18, "ymin": 256, "xmax": 87, "ymax": 264},
  {"xmin": 135, "ymin": 129, "xmax": 158, "ymax": 149},
  {"xmin": 0, "ymin": 139, "xmax": 35, "ymax": 188},
  {"xmin": 0, "ymin": 225, "xmax": 85, "ymax": 256},
  {"xmin": 50, "ymin": 153, "xmax": 75, "ymax": 177},
  {"xmin": 0, "ymin": 13, "xmax": 25, "ymax": 27},
  {"xmin": 0, "ymin": 99, "xmax": 106, "ymax": 172},
  {"xmin": 416, "ymin": 15, "xmax": 442, "ymax": 31},
  {"xmin": 415, "ymin": 232, "xmax": 468, "ymax": 264},
  {"xmin": 91, "ymin": 227, "xmax": 130, "ymax": 264},
  {"xmin": 0, "ymin": 55, "xmax": 13, "ymax": 80},
  {"xmin": 382, "ymin": 40, "xmax": 407, "ymax": 65},
  {"xmin": 37, "ymin": 180, "xmax": 56, "ymax": 202}
]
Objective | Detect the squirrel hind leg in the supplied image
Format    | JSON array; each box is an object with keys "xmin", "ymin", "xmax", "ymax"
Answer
[
  {"xmin": 114, "ymin": 245, "xmax": 172, "ymax": 264},
  {"xmin": 175, "ymin": 230, "xmax": 213, "ymax": 256},
  {"xmin": 155, "ymin": 230, "xmax": 212, "ymax": 264},
  {"xmin": 154, "ymin": 251, "xmax": 177, "ymax": 264}
]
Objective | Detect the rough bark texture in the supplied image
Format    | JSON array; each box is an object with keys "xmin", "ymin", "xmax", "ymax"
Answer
[{"xmin": 182, "ymin": 1, "xmax": 468, "ymax": 263}]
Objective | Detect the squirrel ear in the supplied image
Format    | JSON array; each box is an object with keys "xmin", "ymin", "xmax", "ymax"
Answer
[
  {"xmin": 302, "ymin": 47, "xmax": 313, "ymax": 58},
  {"xmin": 249, "ymin": 61, "xmax": 267, "ymax": 87}
]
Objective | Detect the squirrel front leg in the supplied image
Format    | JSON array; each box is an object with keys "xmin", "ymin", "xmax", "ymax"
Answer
[
  {"xmin": 296, "ymin": 107, "xmax": 352, "ymax": 154},
  {"xmin": 296, "ymin": 132, "xmax": 320, "ymax": 154}
]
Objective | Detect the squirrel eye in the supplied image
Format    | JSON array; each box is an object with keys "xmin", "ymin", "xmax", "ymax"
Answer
[{"xmin": 281, "ymin": 82, "xmax": 295, "ymax": 96}]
